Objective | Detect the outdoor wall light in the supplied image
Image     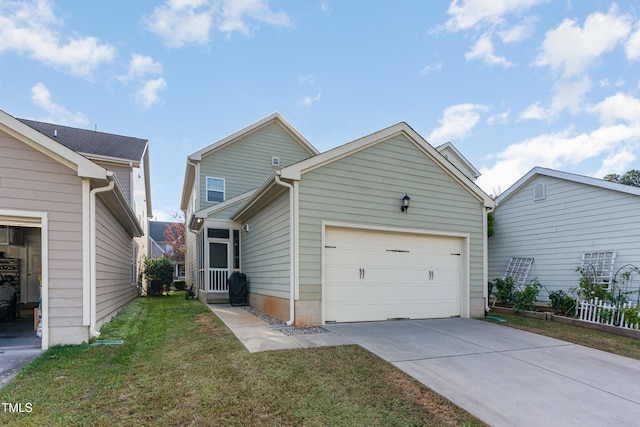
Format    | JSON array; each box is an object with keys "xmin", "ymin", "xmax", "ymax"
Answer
[{"xmin": 401, "ymin": 194, "xmax": 411, "ymax": 213}]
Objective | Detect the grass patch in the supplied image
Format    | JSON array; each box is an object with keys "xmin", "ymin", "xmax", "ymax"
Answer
[
  {"xmin": 484, "ymin": 313, "xmax": 640, "ymax": 360},
  {"xmin": 1, "ymin": 295, "xmax": 485, "ymax": 426}
]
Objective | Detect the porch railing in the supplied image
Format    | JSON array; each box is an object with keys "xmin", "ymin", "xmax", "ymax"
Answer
[{"xmin": 207, "ymin": 268, "xmax": 229, "ymax": 292}]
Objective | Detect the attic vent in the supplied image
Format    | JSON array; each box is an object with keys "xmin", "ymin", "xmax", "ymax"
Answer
[{"xmin": 533, "ymin": 183, "xmax": 545, "ymax": 201}]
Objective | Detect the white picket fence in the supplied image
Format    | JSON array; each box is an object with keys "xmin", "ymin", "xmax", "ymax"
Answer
[{"xmin": 578, "ymin": 298, "xmax": 640, "ymax": 330}]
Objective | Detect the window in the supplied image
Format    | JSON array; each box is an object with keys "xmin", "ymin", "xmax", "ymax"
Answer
[
  {"xmin": 206, "ymin": 177, "xmax": 225, "ymax": 203},
  {"xmin": 207, "ymin": 228, "xmax": 229, "ymax": 239},
  {"xmin": 272, "ymin": 156, "xmax": 280, "ymax": 166},
  {"xmin": 533, "ymin": 183, "xmax": 545, "ymax": 201}
]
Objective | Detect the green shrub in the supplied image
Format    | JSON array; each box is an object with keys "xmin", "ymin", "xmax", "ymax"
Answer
[
  {"xmin": 493, "ymin": 276, "xmax": 516, "ymax": 305},
  {"xmin": 512, "ymin": 279, "xmax": 542, "ymax": 312},
  {"xmin": 548, "ymin": 290, "xmax": 576, "ymax": 317},
  {"xmin": 143, "ymin": 256, "xmax": 175, "ymax": 296}
]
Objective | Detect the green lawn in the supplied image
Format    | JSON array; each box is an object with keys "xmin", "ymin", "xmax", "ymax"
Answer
[
  {"xmin": 484, "ymin": 313, "xmax": 640, "ymax": 360},
  {"xmin": 0, "ymin": 295, "xmax": 485, "ymax": 426}
]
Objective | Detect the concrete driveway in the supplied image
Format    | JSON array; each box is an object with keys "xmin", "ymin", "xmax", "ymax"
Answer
[{"xmin": 325, "ymin": 318, "xmax": 640, "ymax": 427}]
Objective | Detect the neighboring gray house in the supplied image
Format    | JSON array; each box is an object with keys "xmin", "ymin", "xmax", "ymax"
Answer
[
  {"xmin": 489, "ymin": 167, "xmax": 640, "ymax": 301},
  {"xmin": 149, "ymin": 220, "xmax": 185, "ymax": 280},
  {"xmin": 182, "ymin": 113, "xmax": 494, "ymax": 325},
  {"xmin": 0, "ymin": 109, "xmax": 151, "ymax": 349}
]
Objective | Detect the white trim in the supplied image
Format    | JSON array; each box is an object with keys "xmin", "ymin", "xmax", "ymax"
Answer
[
  {"xmin": 194, "ymin": 189, "xmax": 256, "ymax": 219},
  {"xmin": 320, "ymin": 220, "xmax": 471, "ymax": 324},
  {"xmin": 293, "ymin": 181, "xmax": 300, "ymax": 301},
  {"xmin": 496, "ymin": 167, "xmax": 640, "ymax": 205},
  {"xmin": 205, "ymin": 176, "xmax": 225, "ymax": 203},
  {"xmin": 0, "ymin": 209, "xmax": 48, "ymax": 350},
  {"xmin": 82, "ymin": 180, "xmax": 91, "ymax": 326}
]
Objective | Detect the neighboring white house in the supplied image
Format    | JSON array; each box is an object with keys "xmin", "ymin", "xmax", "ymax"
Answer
[
  {"xmin": 0, "ymin": 109, "xmax": 152, "ymax": 349},
  {"xmin": 181, "ymin": 113, "xmax": 494, "ymax": 325},
  {"xmin": 489, "ymin": 167, "xmax": 640, "ymax": 302}
]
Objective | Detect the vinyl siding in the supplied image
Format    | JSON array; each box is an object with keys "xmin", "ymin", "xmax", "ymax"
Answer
[
  {"xmin": 0, "ymin": 129, "xmax": 85, "ymax": 334},
  {"xmin": 98, "ymin": 163, "xmax": 131, "ymax": 203},
  {"xmin": 240, "ymin": 190, "xmax": 291, "ymax": 299},
  {"xmin": 95, "ymin": 197, "xmax": 137, "ymax": 325},
  {"xmin": 198, "ymin": 122, "xmax": 313, "ymax": 212},
  {"xmin": 489, "ymin": 175, "xmax": 640, "ymax": 299},
  {"xmin": 298, "ymin": 134, "xmax": 486, "ymax": 301}
]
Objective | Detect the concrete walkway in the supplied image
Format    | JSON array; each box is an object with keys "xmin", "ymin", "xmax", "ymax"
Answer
[{"xmin": 209, "ymin": 305, "xmax": 640, "ymax": 426}]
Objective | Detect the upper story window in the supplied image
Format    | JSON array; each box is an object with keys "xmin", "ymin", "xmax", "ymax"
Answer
[
  {"xmin": 533, "ymin": 182, "xmax": 545, "ymax": 201},
  {"xmin": 206, "ymin": 177, "xmax": 225, "ymax": 203}
]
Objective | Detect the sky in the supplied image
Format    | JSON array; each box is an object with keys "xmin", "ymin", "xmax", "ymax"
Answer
[{"xmin": 2, "ymin": 0, "xmax": 640, "ymax": 221}]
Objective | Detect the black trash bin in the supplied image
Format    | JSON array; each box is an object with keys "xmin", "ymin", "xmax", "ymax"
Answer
[{"xmin": 228, "ymin": 272, "xmax": 247, "ymax": 306}]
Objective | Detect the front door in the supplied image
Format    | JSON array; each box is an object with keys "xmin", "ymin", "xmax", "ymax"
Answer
[{"xmin": 209, "ymin": 242, "xmax": 229, "ymax": 291}]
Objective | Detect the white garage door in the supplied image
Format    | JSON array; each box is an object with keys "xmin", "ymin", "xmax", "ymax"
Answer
[{"xmin": 324, "ymin": 227, "xmax": 463, "ymax": 323}]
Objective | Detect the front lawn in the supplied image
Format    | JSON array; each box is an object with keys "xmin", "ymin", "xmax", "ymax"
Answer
[
  {"xmin": 484, "ymin": 313, "xmax": 640, "ymax": 360},
  {"xmin": 0, "ymin": 295, "xmax": 485, "ymax": 426}
]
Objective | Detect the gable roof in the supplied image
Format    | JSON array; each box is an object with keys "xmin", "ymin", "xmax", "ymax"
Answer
[
  {"xmin": 233, "ymin": 122, "xmax": 494, "ymax": 219},
  {"xmin": 496, "ymin": 167, "xmax": 640, "ymax": 205},
  {"xmin": 180, "ymin": 112, "xmax": 319, "ymax": 211},
  {"xmin": 19, "ymin": 118, "xmax": 148, "ymax": 165},
  {"xmin": 0, "ymin": 109, "xmax": 105, "ymax": 179},
  {"xmin": 0, "ymin": 109, "xmax": 146, "ymax": 236},
  {"xmin": 189, "ymin": 112, "xmax": 319, "ymax": 160},
  {"xmin": 436, "ymin": 141, "xmax": 481, "ymax": 179}
]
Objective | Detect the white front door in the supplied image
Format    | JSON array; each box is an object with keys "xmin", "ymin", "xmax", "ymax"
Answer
[{"xmin": 324, "ymin": 227, "xmax": 463, "ymax": 323}]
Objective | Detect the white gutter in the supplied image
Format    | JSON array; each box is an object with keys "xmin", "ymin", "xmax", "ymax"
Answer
[
  {"xmin": 89, "ymin": 174, "xmax": 115, "ymax": 337},
  {"xmin": 274, "ymin": 172, "xmax": 295, "ymax": 326}
]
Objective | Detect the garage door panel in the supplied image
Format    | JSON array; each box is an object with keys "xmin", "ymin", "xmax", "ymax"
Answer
[{"xmin": 325, "ymin": 227, "xmax": 462, "ymax": 323}]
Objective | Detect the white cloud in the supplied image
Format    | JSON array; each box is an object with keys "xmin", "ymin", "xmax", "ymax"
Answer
[
  {"xmin": 549, "ymin": 78, "xmax": 592, "ymax": 115},
  {"xmin": 589, "ymin": 92, "xmax": 640, "ymax": 125},
  {"xmin": 476, "ymin": 123, "xmax": 640, "ymax": 195},
  {"xmin": 465, "ymin": 33, "xmax": 514, "ymax": 67},
  {"xmin": 421, "ymin": 62, "xmax": 443, "ymax": 75},
  {"xmin": 625, "ymin": 25, "xmax": 640, "ymax": 61},
  {"xmin": 30, "ymin": 82, "xmax": 89, "ymax": 126},
  {"xmin": 135, "ymin": 78, "xmax": 167, "ymax": 109},
  {"xmin": 219, "ymin": 0, "xmax": 293, "ymax": 36},
  {"xmin": 487, "ymin": 109, "xmax": 510, "ymax": 125},
  {"xmin": 299, "ymin": 93, "xmax": 321, "ymax": 107},
  {"xmin": 599, "ymin": 78, "xmax": 625, "ymax": 88},
  {"xmin": 593, "ymin": 148, "xmax": 637, "ymax": 179},
  {"xmin": 118, "ymin": 54, "xmax": 163, "ymax": 82},
  {"xmin": 442, "ymin": 0, "xmax": 547, "ymax": 32},
  {"xmin": 498, "ymin": 22, "xmax": 533, "ymax": 43},
  {"xmin": 0, "ymin": 0, "xmax": 116, "ymax": 78},
  {"xmin": 143, "ymin": 0, "xmax": 292, "ymax": 46},
  {"xmin": 142, "ymin": 0, "xmax": 214, "ymax": 48},
  {"xmin": 519, "ymin": 103, "xmax": 549, "ymax": 121},
  {"xmin": 519, "ymin": 78, "xmax": 591, "ymax": 121},
  {"xmin": 427, "ymin": 103, "xmax": 488, "ymax": 144},
  {"xmin": 533, "ymin": 5, "xmax": 632, "ymax": 78}
]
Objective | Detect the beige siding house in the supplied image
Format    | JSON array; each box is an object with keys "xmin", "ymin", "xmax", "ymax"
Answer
[
  {"xmin": 182, "ymin": 113, "xmax": 494, "ymax": 325},
  {"xmin": 0, "ymin": 109, "xmax": 151, "ymax": 349},
  {"xmin": 489, "ymin": 167, "xmax": 640, "ymax": 301}
]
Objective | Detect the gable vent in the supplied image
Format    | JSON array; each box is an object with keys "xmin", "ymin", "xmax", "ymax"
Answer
[{"xmin": 533, "ymin": 183, "xmax": 546, "ymax": 201}]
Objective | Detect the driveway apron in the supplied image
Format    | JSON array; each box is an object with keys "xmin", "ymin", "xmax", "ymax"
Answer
[{"xmin": 325, "ymin": 318, "xmax": 640, "ymax": 427}]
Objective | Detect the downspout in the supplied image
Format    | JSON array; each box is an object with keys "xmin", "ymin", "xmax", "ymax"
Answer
[
  {"xmin": 187, "ymin": 157, "xmax": 199, "ymax": 297},
  {"xmin": 484, "ymin": 206, "xmax": 492, "ymax": 313},
  {"xmin": 89, "ymin": 174, "xmax": 115, "ymax": 337},
  {"xmin": 274, "ymin": 172, "xmax": 295, "ymax": 326}
]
